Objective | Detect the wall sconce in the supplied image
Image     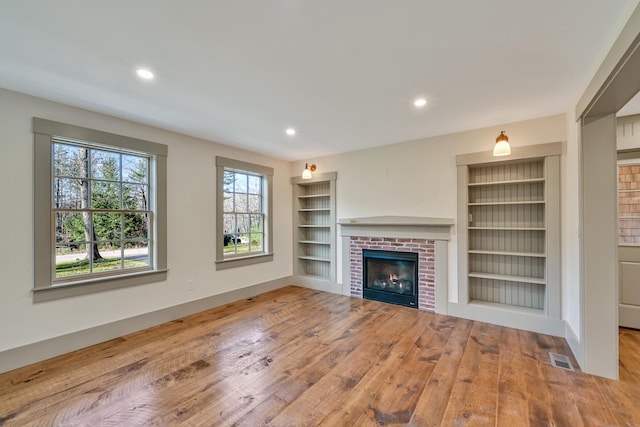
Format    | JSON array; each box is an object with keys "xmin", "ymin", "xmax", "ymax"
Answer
[
  {"xmin": 302, "ymin": 163, "xmax": 316, "ymax": 179},
  {"xmin": 493, "ymin": 131, "xmax": 511, "ymax": 156}
]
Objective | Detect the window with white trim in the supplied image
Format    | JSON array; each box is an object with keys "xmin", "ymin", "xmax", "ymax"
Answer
[
  {"xmin": 216, "ymin": 157, "xmax": 273, "ymax": 270},
  {"xmin": 33, "ymin": 118, "xmax": 168, "ymax": 302}
]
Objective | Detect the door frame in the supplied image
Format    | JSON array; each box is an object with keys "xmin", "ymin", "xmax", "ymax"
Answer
[{"xmin": 576, "ymin": 5, "xmax": 640, "ymax": 379}]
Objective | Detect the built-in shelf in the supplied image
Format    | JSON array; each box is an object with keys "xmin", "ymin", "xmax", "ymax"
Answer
[
  {"xmin": 457, "ymin": 153, "xmax": 560, "ymax": 317},
  {"xmin": 468, "ymin": 201, "xmax": 545, "ymax": 206},
  {"xmin": 469, "ymin": 300, "xmax": 545, "ymax": 315},
  {"xmin": 298, "ymin": 256, "xmax": 331, "ymax": 262},
  {"xmin": 298, "ymin": 240, "xmax": 331, "ymax": 245},
  {"xmin": 298, "ymin": 193, "xmax": 330, "ymax": 199},
  {"xmin": 292, "ymin": 173, "xmax": 337, "ymax": 282},
  {"xmin": 468, "ymin": 249, "xmax": 546, "ymax": 257},
  {"xmin": 468, "ymin": 272, "xmax": 546, "ymax": 285},
  {"xmin": 468, "ymin": 178, "xmax": 545, "ymax": 186},
  {"xmin": 468, "ymin": 227, "xmax": 546, "ymax": 231}
]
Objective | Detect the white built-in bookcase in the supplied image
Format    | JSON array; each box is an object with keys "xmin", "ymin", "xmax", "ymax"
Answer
[
  {"xmin": 457, "ymin": 143, "xmax": 561, "ymax": 319},
  {"xmin": 291, "ymin": 172, "xmax": 337, "ymax": 282}
]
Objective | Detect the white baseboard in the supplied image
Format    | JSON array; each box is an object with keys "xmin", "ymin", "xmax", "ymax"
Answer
[
  {"xmin": 619, "ymin": 304, "xmax": 640, "ymax": 328},
  {"xmin": 0, "ymin": 276, "xmax": 293, "ymax": 374},
  {"xmin": 293, "ymin": 275, "xmax": 342, "ymax": 295},
  {"xmin": 564, "ymin": 321, "xmax": 583, "ymax": 369},
  {"xmin": 446, "ymin": 301, "xmax": 566, "ymax": 337}
]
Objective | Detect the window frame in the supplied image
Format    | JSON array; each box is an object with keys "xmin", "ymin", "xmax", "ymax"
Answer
[
  {"xmin": 617, "ymin": 158, "xmax": 640, "ymax": 246},
  {"xmin": 215, "ymin": 156, "xmax": 273, "ymax": 270},
  {"xmin": 33, "ymin": 118, "xmax": 168, "ymax": 302}
]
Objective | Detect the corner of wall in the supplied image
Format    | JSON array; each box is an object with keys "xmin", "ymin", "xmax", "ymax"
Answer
[{"xmin": 565, "ymin": 320, "xmax": 583, "ymax": 369}]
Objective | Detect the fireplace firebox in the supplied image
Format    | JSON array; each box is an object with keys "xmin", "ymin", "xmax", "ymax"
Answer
[{"xmin": 362, "ymin": 249, "xmax": 419, "ymax": 308}]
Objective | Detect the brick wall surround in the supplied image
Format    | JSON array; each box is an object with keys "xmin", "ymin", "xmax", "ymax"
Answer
[{"xmin": 349, "ymin": 236, "xmax": 436, "ymax": 311}]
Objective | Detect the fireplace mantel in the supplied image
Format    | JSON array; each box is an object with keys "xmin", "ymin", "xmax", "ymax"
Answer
[
  {"xmin": 339, "ymin": 216, "xmax": 454, "ymax": 240},
  {"xmin": 339, "ymin": 215, "xmax": 452, "ymax": 313}
]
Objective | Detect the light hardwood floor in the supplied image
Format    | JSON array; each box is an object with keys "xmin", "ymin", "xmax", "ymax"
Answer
[{"xmin": 1, "ymin": 286, "xmax": 639, "ymax": 426}]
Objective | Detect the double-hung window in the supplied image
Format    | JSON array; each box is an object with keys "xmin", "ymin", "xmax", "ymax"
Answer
[
  {"xmin": 216, "ymin": 157, "xmax": 273, "ymax": 269},
  {"xmin": 34, "ymin": 118, "xmax": 168, "ymax": 301},
  {"xmin": 52, "ymin": 141, "xmax": 152, "ymax": 278}
]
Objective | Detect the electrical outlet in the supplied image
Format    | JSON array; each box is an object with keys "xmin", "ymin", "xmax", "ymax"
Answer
[{"xmin": 188, "ymin": 279, "xmax": 195, "ymax": 290}]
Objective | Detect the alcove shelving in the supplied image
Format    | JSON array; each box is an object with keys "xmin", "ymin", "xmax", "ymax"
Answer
[
  {"xmin": 291, "ymin": 172, "xmax": 337, "ymax": 282},
  {"xmin": 457, "ymin": 143, "xmax": 561, "ymax": 322}
]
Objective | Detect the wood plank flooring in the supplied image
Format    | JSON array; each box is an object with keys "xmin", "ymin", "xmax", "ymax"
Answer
[{"xmin": 1, "ymin": 285, "xmax": 639, "ymax": 426}]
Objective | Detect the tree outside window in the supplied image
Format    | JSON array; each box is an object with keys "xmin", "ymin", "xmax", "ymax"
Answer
[
  {"xmin": 222, "ymin": 170, "xmax": 264, "ymax": 256},
  {"xmin": 215, "ymin": 156, "xmax": 273, "ymax": 270},
  {"xmin": 53, "ymin": 141, "xmax": 151, "ymax": 280}
]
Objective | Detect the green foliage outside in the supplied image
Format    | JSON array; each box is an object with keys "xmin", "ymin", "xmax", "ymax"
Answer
[{"xmin": 55, "ymin": 145, "xmax": 149, "ymax": 251}]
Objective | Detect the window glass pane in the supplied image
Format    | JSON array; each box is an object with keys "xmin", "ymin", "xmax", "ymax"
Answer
[
  {"xmin": 56, "ymin": 243, "xmax": 91, "ymax": 278},
  {"xmin": 223, "ymin": 171, "xmax": 235, "ymax": 193},
  {"xmin": 234, "ymin": 173, "xmax": 248, "ymax": 193},
  {"xmin": 122, "ymin": 155, "xmax": 147, "ymax": 184},
  {"xmin": 619, "ymin": 164, "xmax": 640, "ymax": 245},
  {"xmin": 124, "ymin": 241, "xmax": 150, "ymax": 268},
  {"xmin": 250, "ymin": 214, "xmax": 263, "ymax": 232},
  {"xmin": 92, "ymin": 181, "xmax": 121, "ymax": 210},
  {"xmin": 235, "ymin": 193, "xmax": 248, "ymax": 212},
  {"xmin": 123, "ymin": 183, "xmax": 148, "ymax": 210},
  {"xmin": 95, "ymin": 243, "xmax": 122, "ymax": 272},
  {"xmin": 223, "ymin": 192, "xmax": 234, "ymax": 212},
  {"xmin": 94, "ymin": 212, "xmax": 122, "ymax": 242},
  {"xmin": 250, "ymin": 233, "xmax": 263, "ymax": 252},
  {"xmin": 248, "ymin": 195, "xmax": 262, "ymax": 213},
  {"xmin": 236, "ymin": 214, "xmax": 251, "ymax": 233},
  {"xmin": 91, "ymin": 150, "xmax": 121, "ymax": 180},
  {"xmin": 55, "ymin": 212, "xmax": 86, "ymax": 244},
  {"xmin": 124, "ymin": 213, "xmax": 149, "ymax": 240},
  {"xmin": 54, "ymin": 178, "xmax": 83, "ymax": 209},
  {"xmin": 54, "ymin": 143, "xmax": 87, "ymax": 178},
  {"xmin": 223, "ymin": 213, "xmax": 237, "ymax": 235},
  {"xmin": 248, "ymin": 175, "xmax": 261, "ymax": 194}
]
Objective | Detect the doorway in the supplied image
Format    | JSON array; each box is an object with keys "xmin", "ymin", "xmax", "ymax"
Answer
[
  {"xmin": 617, "ymin": 152, "xmax": 640, "ymax": 330},
  {"xmin": 577, "ymin": 5, "xmax": 640, "ymax": 378}
]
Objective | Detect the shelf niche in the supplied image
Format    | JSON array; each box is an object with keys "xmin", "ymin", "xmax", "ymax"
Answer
[
  {"xmin": 457, "ymin": 143, "xmax": 561, "ymax": 319},
  {"xmin": 292, "ymin": 172, "xmax": 337, "ymax": 283}
]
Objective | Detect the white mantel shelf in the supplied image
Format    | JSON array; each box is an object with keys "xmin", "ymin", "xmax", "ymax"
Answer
[
  {"xmin": 339, "ymin": 216, "xmax": 454, "ymax": 241},
  {"xmin": 338, "ymin": 216, "xmax": 454, "ymax": 227}
]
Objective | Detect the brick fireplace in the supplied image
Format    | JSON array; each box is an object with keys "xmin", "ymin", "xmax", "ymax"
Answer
[
  {"xmin": 351, "ymin": 237, "xmax": 435, "ymax": 310},
  {"xmin": 339, "ymin": 216, "xmax": 453, "ymax": 313}
]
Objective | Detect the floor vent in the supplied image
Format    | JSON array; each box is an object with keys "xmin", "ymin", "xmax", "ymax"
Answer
[{"xmin": 549, "ymin": 352, "xmax": 574, "ymax": 371}]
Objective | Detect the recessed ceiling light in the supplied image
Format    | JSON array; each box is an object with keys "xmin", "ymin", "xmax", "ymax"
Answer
[
  {"xmin": 414, "ymin": 98, "xmax": 427, "ymax": 107},
  {"xmin": 136, "ymin": 69, "xmax": 154, "ymax": 80},
  {"xmin": 286, "ymin": 128, "xmax": 296, "ymax": 136}
]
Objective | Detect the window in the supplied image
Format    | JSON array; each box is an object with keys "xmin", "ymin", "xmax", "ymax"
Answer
[
  {"xmin": 53, "ymin": 142, "xmax": 151, "ymax": 279},
  {"xmin": 216, "ymin": 157, "xmax": 273, "ymax": 269},
  {"xmin": 34, "ymin": 118, "xmax": 168, "ymax": 301},
  {"xmin": 618, "ymin": 160, "xmax": 640, "ymax": 245}
]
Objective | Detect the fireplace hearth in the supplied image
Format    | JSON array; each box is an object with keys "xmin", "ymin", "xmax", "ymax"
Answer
[{"xmin": 363, "ymin": 249, "xmax": 418, "ymax": 308}]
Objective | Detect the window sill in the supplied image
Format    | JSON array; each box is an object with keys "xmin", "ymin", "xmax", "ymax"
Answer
[
  {"xmin": 215, "ymin": 253, "xmax": 274, "ymax": 270},
  {"xmin": 33, "ymin": 269, "xmax": 168, "ymax": 302}
]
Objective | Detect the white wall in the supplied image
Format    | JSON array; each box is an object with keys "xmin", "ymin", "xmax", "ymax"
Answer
[
  {"xmin": 0, "ymin": 88, "xmax": 292, "ymax": 353},
  {"xmin": 291, "ymin": 114, "xmax": 566, "ymax": 305}
]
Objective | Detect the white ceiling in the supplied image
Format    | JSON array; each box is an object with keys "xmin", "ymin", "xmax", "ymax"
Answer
[{"xmin": 1, "ymin": 1, "xmax": 638, "ymax": 160}]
